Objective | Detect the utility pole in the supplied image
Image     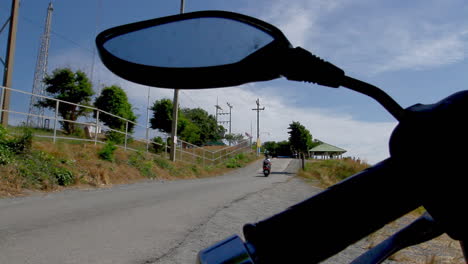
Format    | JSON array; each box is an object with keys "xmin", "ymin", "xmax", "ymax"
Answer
[
  {"xmin": 1, "ymin": 0, "xmax": 20, "ymax": 127},
  {"xmin": 169, "ymin": 0, "xmax": 185, "ymax": 162},
  {"xmin": 252, "ymin": 98, "xmax": 265, "ymax": 156},
  {"xmin": 217, "ymin": 100, "xmax": 232, "ymax": 145},
  {"xmin": 146, "ymin": 86, "xmax": 151, "ymax": 152},
  {"xmin": 226, "ymin": 102, "xmax": 233, "ymax": 134}
]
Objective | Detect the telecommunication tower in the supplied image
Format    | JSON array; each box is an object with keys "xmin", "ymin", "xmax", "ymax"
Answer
[{"xmin": 27, "ymin": 2, "xmax": 53, "ymax": 127}]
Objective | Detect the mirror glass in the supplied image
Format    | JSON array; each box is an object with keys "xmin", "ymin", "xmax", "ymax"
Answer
[{"xmin": 103, "ymin": 17, "xmax": 274, "ymax": 68}]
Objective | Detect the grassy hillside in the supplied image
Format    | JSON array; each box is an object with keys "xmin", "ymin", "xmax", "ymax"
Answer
[
  {"xmin": 298, "ymin": 158, "xmax": 370, "ymax": 187},
  {"xmin": 0, "ymin": 127, "xmax": 257, "ymax": 197}
]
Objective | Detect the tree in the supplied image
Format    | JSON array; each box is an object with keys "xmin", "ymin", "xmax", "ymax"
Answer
[
  {"xmin": 262, "ymin": 140, "xmax": 292, "ymax": 157},
  {"xmin": 150, "ymin": 99, "xmax": 198, "ymax": 143},
  {"xmin": 225, "ymin": 133, "xmax": 245, "ymax": 146},
  {"xmin": 150, "ymin": 99, "xmax": 175, "ymax": 134},
  {"xmin": 182, "ymin": 108, "xmax": 223, "ymax": 144},
  {"xmin": 151, "ymin": 136, "xmax": 165, "ymax": 153},
  {"xmin": 263, "ymin": 141, "xmax": 278, "ymax": 156},
  {"xmin": 177, "ymin": 117, "xmax": 201, "ymax": 144},
  {"xmin": 150, "ymin": 99, "xmax": 224, "ymax": 145},
  {"xmin": 38, "ymin": 68, "xmax": 94, "ymax": 134},
  {"xmin": 276, "ymin": 140, "xmax": 292, "ymax": 156},
  {"xmin": 288, "ymin": 121, "xmax": 313, "ymax": 158},
  {"xmin": 94, "ymin": 85, "xmax": 137, "ymax": 143}
]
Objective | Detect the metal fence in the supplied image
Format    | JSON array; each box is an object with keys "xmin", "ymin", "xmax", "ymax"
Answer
[
  {"xmin": 0, "ymin": 85, "xmax": 252, "ymax": 165},
  {"xmin": 175, "ymin": 138, "xmax": 251, "ymax": 166}
]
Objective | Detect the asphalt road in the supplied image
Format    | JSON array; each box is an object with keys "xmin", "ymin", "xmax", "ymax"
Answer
[{"xmin": 0, "ymin": 158, "xmax": 326, "ymax": 264}]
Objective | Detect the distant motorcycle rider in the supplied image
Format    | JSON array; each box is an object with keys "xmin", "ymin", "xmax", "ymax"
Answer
[{"xmin": 263, "ymin": 154, "xmax": 271, "ymax": 169}]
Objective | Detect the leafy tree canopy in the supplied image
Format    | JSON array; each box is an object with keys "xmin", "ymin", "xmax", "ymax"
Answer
[
  {"xmin": 150, "ymin": 99, "xmax": 224, "ymax": 145},
  {"xmin": 288, "ymin": 121, "xmax": 313, "ymax": 154},
  {"xmin": 94, "ymin": 85, "xmax": 137, "ymax": 133},
  {"xmin": 150, "ymin": 98, "xmax": 175, "ymax": 134},
  {"xmin": 263, "ymin": 140, "xmax": 291, "ymax": 157},
  {"xmin": 182, "ymin": 108, "xmax": 223, "ymax": 144},
  {"xmin": 178, "ymin": 117, "xmax": 201, "ymax": 144},
  {"xmin": 38, "ymin": 68, "xmax": 94, "ymax": 134},
  {"xmin": 225, "ymin": 133, "xmax": 245, "ymax": 145}
]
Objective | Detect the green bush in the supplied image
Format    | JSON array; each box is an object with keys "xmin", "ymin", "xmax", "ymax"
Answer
[
  {"xmin": 9, "ymin": 128, "xmax": 33, "ymax": 154},
  {"xmin": 225, "ymin": 153, "xmax": 250, "ymax": 168},
  {"xmin": 0, "ymin": 144, "xmax": 14, "ymax": 165},
  {"xmin": 235, "ymin": 153, "xmax": 247, "ymax": 161},
  {"xmin": 128, "ymin": 151, "xmax": 157, "ymax": 178},
  {"xmin": 106, "ymin": 131, "xmax": 126, "ymax": 144},
  {"xmin": 154, "ymin": 156, "xmax": 173, "ymax": 170},
  {"xmin": 225, "ymin": 157, "xmax": 242, "ymax": 168},
  {"xmin": 54, "ymin": 167, "xmax": 74, "ymax": 186},
  {"xmin": 152, "ymin": 136, "xmax": 165, "ymax": 153},
  {"xmin": 0, "ymin": 126, "xmax": 33, "ymax": 164},
  {"xmin": 0, "ymin": 125, "xmax": 8, "ymax": 139},
  {"xmin": 127, "ymin": 151, "xmax": 143, "ymax": 166},
  {"xmin": 140, "ymin": 160, "xmax": 156, "ymax": 178},
  {"xmin": 98, "ymin": 141, "xmax": 117, "ymax": 161},
  {"xmin": 190, "ymin": 164, "xmax": 202, "ymax": 175},
  {"xmin": 70, "ymin": 127, "xmax": 85, "ymax": 138},
  {"xmin": 17, "ymin": 151, "xmax": 75, "ymax": 188}
]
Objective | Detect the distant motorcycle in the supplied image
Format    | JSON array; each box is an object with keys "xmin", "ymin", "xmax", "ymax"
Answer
[{"xmin": 262, "ymin": 159, "xmax": 271, "ymax": 177}]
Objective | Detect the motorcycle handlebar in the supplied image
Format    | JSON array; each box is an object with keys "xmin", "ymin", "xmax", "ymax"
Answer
[{"xmin": 243, "ymin": 158, "xmax": 421, "ymax": 264}]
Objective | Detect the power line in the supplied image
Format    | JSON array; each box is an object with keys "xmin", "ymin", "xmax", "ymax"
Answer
[
  {"xmin": 180, "ymin": 90, "xmax": 204, "ymax": 110},
  {"xmin": 20, "ymin": 15, "xmax": 94, "ymax": 54},
  {"xmin": 90, "ymin": 0, "xmax": 103, "ymax": 92},
  {"xmin": 215, "ymin": 96, "xmax": 222, "ymax": 123}
]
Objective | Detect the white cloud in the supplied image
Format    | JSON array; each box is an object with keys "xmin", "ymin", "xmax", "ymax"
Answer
[
  {"xmin": 255, "ymin": 0, "xmax": 468, "ymax": 75},
  {"xmin": 258, "ymin": 0, "xmax": 344, "ymax": 47},
  {"xmin": 373, "ymin": 29, "xmax": 468, "ymax": 73}
]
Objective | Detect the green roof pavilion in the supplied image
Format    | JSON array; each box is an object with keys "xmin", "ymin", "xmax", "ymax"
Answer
[{"xmin": 309, "ymin": 142, "xmax": 347, "ymax": 159}]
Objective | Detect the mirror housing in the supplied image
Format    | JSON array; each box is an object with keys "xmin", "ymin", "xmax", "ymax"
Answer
[{"xmin": 96, "ymin": 10, "xmax": 292, "ymax": 89}]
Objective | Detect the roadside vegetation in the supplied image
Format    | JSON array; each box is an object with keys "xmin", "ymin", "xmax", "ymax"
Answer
[
  {"xmin": 0, "ymin": 125, "xmax": 257, "ymax": 197},
  {"xmin": 297, "ymin": 158, "xmax": 370, "ymax": 187},
  {"xmin": 1, "ymin": 66, "xmax": 255, "ymax": 197}
]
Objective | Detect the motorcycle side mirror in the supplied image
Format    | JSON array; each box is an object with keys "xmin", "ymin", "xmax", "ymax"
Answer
[{"xmin": 96, "ymin": 10, "xmax": 292, "ymax": 89}]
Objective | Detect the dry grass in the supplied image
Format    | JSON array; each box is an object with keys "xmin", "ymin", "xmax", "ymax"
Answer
[
  {"xmin": 0, "ymin": 165, "xmax": 23, "ymax": 197},
  {"xmin": 298, "ymin": 158, "xmax": 370, "ymax": 187}
]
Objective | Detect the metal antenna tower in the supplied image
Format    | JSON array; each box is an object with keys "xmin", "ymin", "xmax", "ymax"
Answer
[{"xmin": 27, "ymin": 2, "xmax": 53, "ymax": 127}]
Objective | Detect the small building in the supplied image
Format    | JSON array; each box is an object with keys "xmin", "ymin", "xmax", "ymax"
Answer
[
  {"xmin": 84, "ymin": 123, "xmax": 102, "ymax": 138},
  {"xmin": 309, "ymin": 142, "xmax": 347, "ymax": 159}
]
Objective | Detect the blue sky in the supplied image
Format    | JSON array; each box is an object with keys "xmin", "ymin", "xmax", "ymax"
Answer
[{"xmin": 1, "ymin": 0, "xmax": 468, "ymax": 164}]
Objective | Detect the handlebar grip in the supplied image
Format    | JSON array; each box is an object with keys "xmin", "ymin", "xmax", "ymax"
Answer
[{"xmin": 243, "ymin": 158, "xmax": 421, "ymax": 264}]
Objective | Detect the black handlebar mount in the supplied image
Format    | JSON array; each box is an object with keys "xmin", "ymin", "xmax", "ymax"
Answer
[{"xmin": 390, "ymin": 90, "xmax": 468, "ymax": 241}]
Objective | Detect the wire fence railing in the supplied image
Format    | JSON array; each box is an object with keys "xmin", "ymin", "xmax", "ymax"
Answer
[
  {"xmin": 175, "ymin": 139, "xmax": 251, "ymax": 166},
  {"xmin": 1, "ymin": 85, "xmax": 252, "ymax": 165}
]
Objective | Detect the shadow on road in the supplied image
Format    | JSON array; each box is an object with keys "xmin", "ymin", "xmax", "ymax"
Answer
[
  {"xmin": 254, "ymin": 171, "xmax": 295, "ymax": 177},
  {"xmin": 271, "ymin": 171, "xmax": 295, "ymax": 175}
]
